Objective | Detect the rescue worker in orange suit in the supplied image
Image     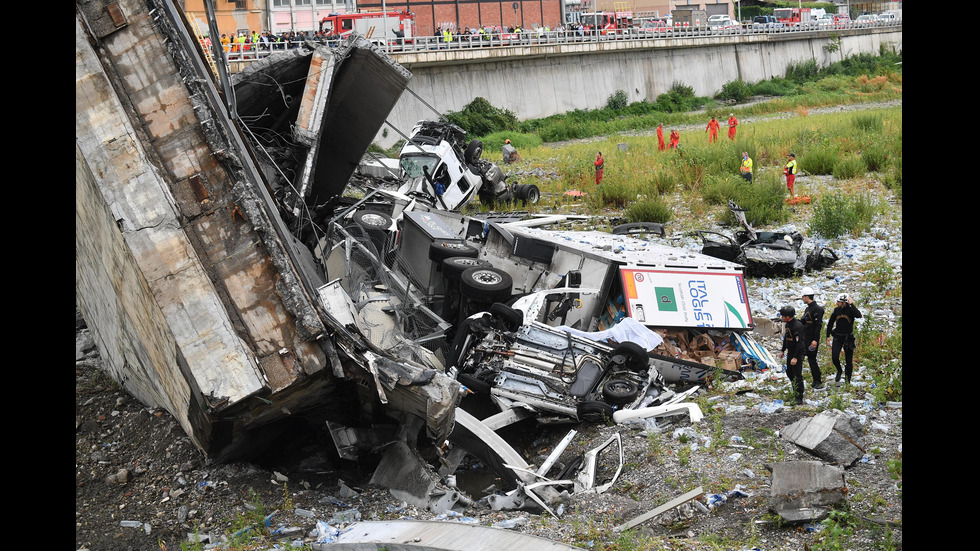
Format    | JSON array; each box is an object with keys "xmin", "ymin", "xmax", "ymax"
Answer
[
  {"xmin": 594, "ymin": 151, "xmax": 604, "ymax": 185},
  {"xmin": 727, "ymin": 113, "xmax": 738, "ymax": 140},
  {"xmin": 669, "ymin": 129, "xmax": 680, "ymax": 149},
  {"xmin": 657, "ymin": 123, "xmax": 666, "ymax": 151},
  {"xmin": 706, "ymin": 117, "xmax": 720, "ymax": 144},
  {"xmin": 784, "ymin": 153, "xmax": 798, "ymax": 197}
]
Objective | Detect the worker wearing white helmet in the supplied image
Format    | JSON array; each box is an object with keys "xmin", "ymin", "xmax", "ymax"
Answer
[
  {"xmin": 799, "ymin": 286, "xmax": 825, "ymax": 389},
  {"xmin": 825, "ymin": 292, "xmax": 862, "ymax": 385}
]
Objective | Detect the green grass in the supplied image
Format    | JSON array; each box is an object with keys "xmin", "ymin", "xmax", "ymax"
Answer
[{"xmin": 809, "ymin": 191, "xmax": 881, "ymax": 239}]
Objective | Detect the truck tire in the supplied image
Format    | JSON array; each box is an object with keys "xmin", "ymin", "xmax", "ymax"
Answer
[
  {"xmin": 576, "ymin": 400, "xmax": 614, "ymax": 423},
  {"xmin": 612, "ymin": 222, "xmax": 665, "ymax": 237},
  {"xmin": 519, "ymin": 184, "xmax": 540, "ymax": 206},
  {"xmin": 442, "ymin": 256, "xmax": 492, "ymax": 280},
  {"xmin": 464, "ymin": 139, "xmax": 483, "ymax": 164},
  {"xmin": 352, "ymin": 210, "xmax": 393, "ymax": 255},
  {"xmin": 611, "ymin": 342, "xmax": 650, "ymax": 372},
  {"xmin": 489, "ymin": 302, "xmax": 523, "ymax": 331},
  {"xmin": 602, "ymin": 379, "xmax": 639, "ymax": 405},
  {"xmin": 460, "ymin": 267, "xmax": 513, "ymax": 303},
  {"xmin": 429, "ymin": 240, "xmax": 479, "ymax": 264}
]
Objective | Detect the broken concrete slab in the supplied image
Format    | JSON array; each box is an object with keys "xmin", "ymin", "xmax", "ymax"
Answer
[
  {"xmin": 781, "ymin": 410, "xmax": 866, "ymax": 467},
  {"xmin": 613, "ymin": 486, "xmax": 704, "ymax": 532},
  {"xmin": 768, "ymin": 461, "xmax": 846, "ymax": 524}
]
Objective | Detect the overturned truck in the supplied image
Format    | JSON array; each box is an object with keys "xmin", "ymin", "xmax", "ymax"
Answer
[{"xmin": 76, "ymin": 0, "xmax": 779, "ymax": 514}]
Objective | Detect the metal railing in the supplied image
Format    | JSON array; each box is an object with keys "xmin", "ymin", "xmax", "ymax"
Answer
[{"xmin": 221, "ymin": 20, "xmax": 901, "ymax": 64}]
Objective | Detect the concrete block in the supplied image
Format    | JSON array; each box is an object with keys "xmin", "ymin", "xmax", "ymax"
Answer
[
  {"xmin": 781, "ymin": 410, "xmax": 866, "ymax": 467},
  {"xmin": 768, "ymin": 461, "xmax": 846, "ymax": 524}
]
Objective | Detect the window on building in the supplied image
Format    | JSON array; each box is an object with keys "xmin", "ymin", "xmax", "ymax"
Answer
[
  {"xmin": 272, "ymin": 0, "xmax": 289, "ymax": 7},
  {"xmin": 295, "ymin": 0, "xmax": 311, "ymax": 5},
  {"xmin": 234, "ymin": 0, "xmax": 246, "ymax": 8}
]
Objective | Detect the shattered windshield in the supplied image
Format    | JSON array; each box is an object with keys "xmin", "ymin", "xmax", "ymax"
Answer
[{"xmin": 400, "ymin": 153, "xmax": 440, "ymax": 179}]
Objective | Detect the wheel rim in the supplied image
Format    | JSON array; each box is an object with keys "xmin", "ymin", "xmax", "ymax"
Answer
[
  {"xmin": 527, "ymin": 187, "xmax": 540, "ymax": 203},
  {"xmin": 360, "ymin": 213, "xmax": 388, "ymax": 227},
  {"xmin": 470, "ymin": 269, "xmax": 503, "ymax": 285}
]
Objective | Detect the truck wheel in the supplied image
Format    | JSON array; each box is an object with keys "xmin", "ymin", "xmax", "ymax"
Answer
[
  {"xmin": 352, "ymin": 210, "xmax": 393, "ymax": 255},
  {"xmin": 429, "ymin": 240, "xmax": 479, "ymax": 263},
  {"xmin": 442, "ymin": 256, "xmax": 492, "ymax": 280},
  {"xmin": 611, "ymin": 342, "xmax": 650, "ymax": 372},
  {"xmin": 602, "ymin": 379, "xmax": 639, "ymax": 405},
  {"xmin": 576, "ymin": 400, "xmax": 614, "ymax": 423},
  {"xmin": 519, "ymin": 184, "xmax": 540, "ymax": 206},
  {"xmin": 489, "ymin": 302, "xmax": 523, "ymax": 331},
  {"xmin": 460, "ymin": 267, "xmax": 513, "ymax": 303},
  {"xmin": 464, "ymin": 139, "xmax": 484, "ymax": 164},
  {"xmin": 612, "ymin": 222, "xmax": 666, "ymax": 237},
  {"xmin": 352, "ymin": 210, "xmax": 392, "ymax": 231}
]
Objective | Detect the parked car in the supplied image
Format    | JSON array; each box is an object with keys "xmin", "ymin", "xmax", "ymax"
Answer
[
  {"xmin": 637, "ymin": 19, "xmax": 671, "ymax": 35},
  {"xmin": 877, "ymin": 12, "xmax": 899, "ymax": 24},
  {"xmin": 855, "ymin": 14, "xmax": 879, "ymax": 26},
  {"xmin": 708, "ymin": 14, "xmax": 735, "ymax": 32},
  {"xmin": 752, "ymin": 15, "xmax": 784, "ymax": 30}
]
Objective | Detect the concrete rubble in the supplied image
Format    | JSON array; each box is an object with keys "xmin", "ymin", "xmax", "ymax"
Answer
[
  {"xmin": 781, "ymin": 410, "xmax": 867, "ymax": 467},
  {"xmin": 767, "ymin": 461, "xmax": 847, "ymax": 524}
]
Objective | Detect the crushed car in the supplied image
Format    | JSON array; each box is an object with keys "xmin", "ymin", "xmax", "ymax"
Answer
[{"xmin": 695, "ymin": 200, "xmax": 839, "ymax": 277}]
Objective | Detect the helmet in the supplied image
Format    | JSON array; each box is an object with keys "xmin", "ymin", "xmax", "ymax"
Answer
[
  {"xmin": 836, "ymin": 293, "xmax": 850, "ymax": 303},
  {"xmin": 779, "ymin": 305, "xmax": 795, "ymax": 318},
  {"xmin": 505, "ymin": 139, "xmax": 511, "ymax": 144},
  {"xmin": 800, "ymin": 286, "xmax": 815, "ymax": 297}
]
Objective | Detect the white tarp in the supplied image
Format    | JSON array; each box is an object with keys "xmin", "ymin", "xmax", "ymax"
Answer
[{"xmin": 556, "ymin": 316, "xmax": 664, "ymax": 351}]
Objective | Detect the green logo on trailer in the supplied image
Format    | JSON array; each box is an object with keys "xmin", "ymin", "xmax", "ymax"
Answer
[{"xmin": 655, "ymin": 287, "xmax": 677, "ymax": 311}]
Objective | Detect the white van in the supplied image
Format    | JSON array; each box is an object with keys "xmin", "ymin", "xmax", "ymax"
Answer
[{"xmin": 707, "ymin": 14, "xmax": 734, "ymax": 32}]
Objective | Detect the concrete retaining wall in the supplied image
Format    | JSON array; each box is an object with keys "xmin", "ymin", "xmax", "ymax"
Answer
[{"xmin": 377, "ymin": 29, "xmax": 901, "ymax": 147}]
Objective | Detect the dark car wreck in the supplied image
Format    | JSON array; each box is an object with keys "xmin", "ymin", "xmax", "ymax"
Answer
[{"xmin": 696, "ymin": 200, "xmax": 839, "ymax": 277}]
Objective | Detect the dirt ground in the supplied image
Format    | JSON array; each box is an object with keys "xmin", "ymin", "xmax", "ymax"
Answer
[
  {"xmin": 76, "ymin": 102, "xmax": 902, "ymax": 551},
  {"xmin": 75, "ymin": 320, "xmax": 902, "ymax": 551}
]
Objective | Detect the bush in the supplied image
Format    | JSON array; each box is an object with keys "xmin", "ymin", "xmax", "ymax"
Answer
[
  {"xmin": 445, "ymin": 97, "xmax": 518, "ymax": 138},
  {"xmin": 800, "ymin": 147, "xmax": 839, "ymax": 175},
  {"xmin": 852, "ymin": 113, "xmax": 884, "ymax": 132},
  {"xmin": 809, "ymin": 191, "xmax": 879, "ymax": 238},
  {"xmin": 606, "ymin": 90, "xmax": 629, "ymax": 110},
  {"xmin": 714, "ymin": 179, "xmax": 787, "ymax": 227},
  {"xmin": 786, "ymin": 59, "xmax": 818, "ymax": 82},
  {"xmin": 861, "ymin": 144, "xmax": 888, "ymax": 172},
  {"xmin": 750, "ymin": 78, "xmax": 797, "ymax": 97},
  {"xmin": 718, "ymin": 79, "xmax": 751, "ymax": 103},
  {"xmin": 831, "ymin": 155, "xmax": 866, "ymax": 179},
  {"xmin": 654, "ymin": 81, "xmax": 703, "ymax": 113},
  {"xmin": 625, "ymin": 195, "xmax": 673, "ymax": 224}
]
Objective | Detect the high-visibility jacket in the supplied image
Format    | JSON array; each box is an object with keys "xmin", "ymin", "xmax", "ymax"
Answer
[
  {"xmin": 741, "ymin": 157, "xmax": 753, "ymax": 174},
  {"xmin": 786, "ymin": 159, "xmax": 797, "ymax": 174}
]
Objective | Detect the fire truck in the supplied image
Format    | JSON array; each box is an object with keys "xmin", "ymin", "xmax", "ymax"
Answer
[
  {"xmin": 580, "ymin": 10, "xmax": 634, "ymax": 35},
  {"xmin": 773, "ymin": 7, "xmax": 814, "ymax": 27},
  {"xmin": 318, "ymin": 10, "xmax": 415, "ymax": 43}
]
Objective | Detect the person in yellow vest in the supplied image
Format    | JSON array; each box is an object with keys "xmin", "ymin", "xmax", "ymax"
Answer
[
  {"xmin": 784, "ymin": 153, "xmax": 798, "ymax": 197},
  {"xmin": 235, "ymin": 33, "xmax": 246, "ymax": 54},
  {"xmin": 220, "ymin": 33, "xmax": 230, "ymax": 53},
  {"xmin": 443, "ymin": 29, "xmax": 453, "ymax": 44},
  {"xmin": 740, "ymin": 152, "xmax": 753, "ymax": 182}
]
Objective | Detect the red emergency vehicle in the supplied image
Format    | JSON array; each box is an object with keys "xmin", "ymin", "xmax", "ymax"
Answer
[
  {"xmin": 318, "ymin": 10, "xmax": 415, "ymax": 42},
  {"xmin": 580, "ymin": 11, "xmax": 634, "ymax": 35},
  {"xmin": 773, "ymin": 7, "xmax": 813, "ymax": 27}
]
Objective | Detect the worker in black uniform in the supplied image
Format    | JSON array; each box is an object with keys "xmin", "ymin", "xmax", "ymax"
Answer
[
  {"xmin": 778, "ymin": 305, "xmax": 806, "ymax": 405},
  {"xmin": 799, "ymin": 287, "xmax": 825, "ymax": 390},
  {"xmin": 826, "ymin": 293, "xmax": 862, "ymax": 385}
]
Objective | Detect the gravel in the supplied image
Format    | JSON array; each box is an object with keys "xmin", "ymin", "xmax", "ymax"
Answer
[{"xmin": 76, "ymin": 103, "xmax": 901, "ymax": 551}]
